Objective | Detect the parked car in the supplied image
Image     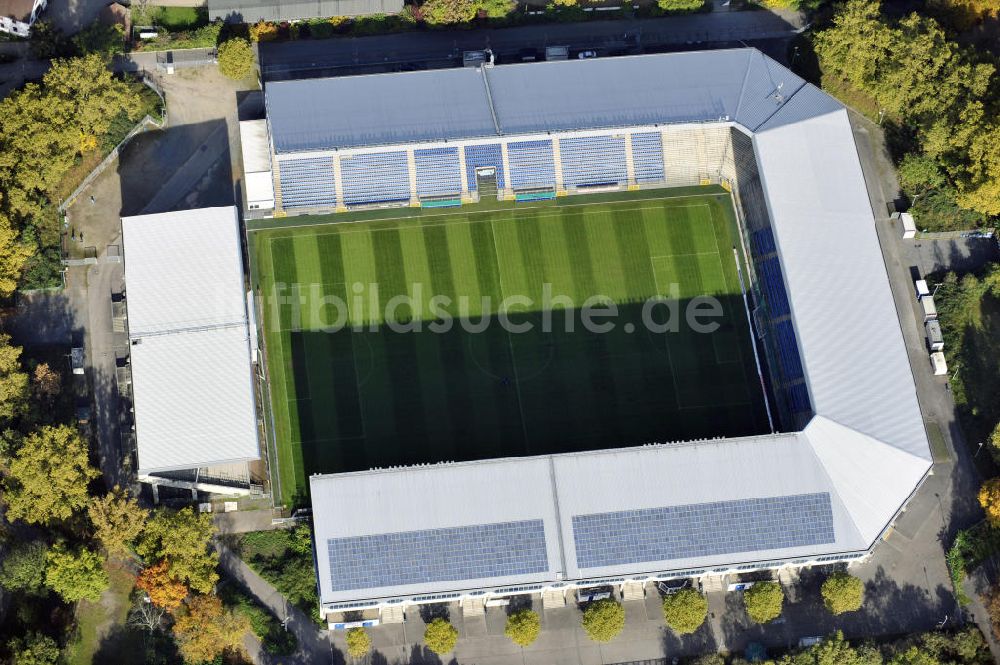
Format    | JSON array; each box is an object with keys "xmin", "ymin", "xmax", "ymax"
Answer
[{"xmin": 577, "ymin": 50, "xmax": 598, "ymax": 59}]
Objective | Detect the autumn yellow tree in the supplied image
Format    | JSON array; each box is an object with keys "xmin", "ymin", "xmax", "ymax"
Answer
[
  {"xmin": 0, "ymin": 334, "xmax": 29, "ymax": 423},
  {"xmin": 979, "ymin": 478, "xmax": 1000, "ymax": 527},
  {"xmin": 31, "ymin": 361, "xmax": 61, "ymax": 402},
  {"xmin": 88, "ymin": 486, "xmax": 149, "ymax": 557},
  {"xmin": 136, "ymin": 560, "xmax": 188, "ymax": 611},
  {"xmin": 0, "ymin": 217, "xmax": 34, "ymax": 298},
  {"xmin": 136, "ymin": 507, "xmax": 218, "ymax": 593},
  {"xmin": 172, "ymin": 595, "xmax": 250, "ymax": 663},
  {"xmin": 4, "ymin": 424, "xmax": 99, "ymax": 524}
]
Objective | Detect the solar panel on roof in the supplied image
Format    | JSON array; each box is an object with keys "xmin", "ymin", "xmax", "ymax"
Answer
[
  {"xmin": 327, "ymin": 520, "xmax": 549, "ymax": 592},
  {"xmin": 572, "ymin": 493, "xmax": 835, "ymax": 570}
]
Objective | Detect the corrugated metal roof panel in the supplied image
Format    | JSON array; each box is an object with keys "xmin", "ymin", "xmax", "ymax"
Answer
[
  {"xmin": 266, "ymin": 68, "xmax": 497, "ymax": 153},
  {"xmin": 754, "ymin": 105, "xmax": 930, "ymax": 460},
  {"xmin": 121, "ymin": 207, "xmax": 247, "ymax": 337},
  {"xmin": 122, "ymin": 206, "xmax": 260, "ymax": 473},
  {"xmin": 130, "ymin": 326, "xmax": 259, "ymax": 473},
  {"xmin": 486, "ymin": 51, "xmax": 750, "ymax": 135},
  {"xmin": 310, "ymin": 457, "xmax": 563, "ymax": 604},
  {"xmin": 734, "ymin": 49, "xmax": 807, "ymax": 132}
]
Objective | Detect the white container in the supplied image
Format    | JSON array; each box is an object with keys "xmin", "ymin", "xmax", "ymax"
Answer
[
  {"xmin": 920, "ymin": 295, "xmax": 937, "ymax": 321},
  {"xmin": 892, "ymin": 211, "xmax": 917, "ymax": 239},
  {"xmin": 930, "ymin": 351, "xmax": 948, "ymax": 376},
  {"xmin": 925, "ymin": 319, "xmax": 944, "ymax": 352},
  {"xmin": 915, "ymin": 279, "xmax": 930, "ymax": 300}
]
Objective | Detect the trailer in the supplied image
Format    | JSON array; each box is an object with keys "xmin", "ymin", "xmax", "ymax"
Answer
[
  {"xmin": 892, "ymin": 211, "xmax": 917, "ymax": 239},
  {"xmin": 925, "ymin": 319, "xmax": 944, "ymax": 352},
  {"xmin": 920, "ymin": 295, "xmax": 938, "ymax": 322},
  {"xmin": 930, "ymin": 352, "xmax": 948, "ymax": 376}
]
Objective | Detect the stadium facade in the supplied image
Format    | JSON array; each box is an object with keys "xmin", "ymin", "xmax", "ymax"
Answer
[{"xmin": 252, "ymin": 48, "xmax": 933, "ymax": 622}]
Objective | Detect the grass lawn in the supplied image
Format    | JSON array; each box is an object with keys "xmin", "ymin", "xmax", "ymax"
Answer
[
  {"xmin": 64, "ymin": 563, "xmax": 135, "ymax": 665},
  {"xmin": 252, "ymin": 188, "xmax": 768, "ymax": 505}
]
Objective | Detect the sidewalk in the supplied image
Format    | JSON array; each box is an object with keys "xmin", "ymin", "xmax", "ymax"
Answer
[{"xmin": 217, "ymin": 543, "xmax": 338, "ymax": 664}]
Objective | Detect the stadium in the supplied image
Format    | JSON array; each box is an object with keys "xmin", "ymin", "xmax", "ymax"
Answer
[{"xmin": 239, "ymin": 48, "xmax": 932, "ymax": 624}]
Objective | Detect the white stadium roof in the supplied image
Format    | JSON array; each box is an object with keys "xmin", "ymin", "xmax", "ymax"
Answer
[
  {"xmin": 295, "ymin": 49, "xmax": 932, "ymax": 608},
  {"xmin": 122, "ymin": 207, "xmax": 260, "ymax": 473}
]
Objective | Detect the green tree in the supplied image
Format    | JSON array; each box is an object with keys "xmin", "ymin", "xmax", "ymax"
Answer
[
  {"xmin": 0, "ymin": 540, "xmax": 49, "ymax": 595},
  {"xmin": 217, "ymin": 38, "xmax": 255, "ymax": 80},
  {"xmin": 898, "ymin": 154, "xmax": 946, "ymax": 195},
  {"xmin": 8, "ymin": 632, "xmax": 61, "ymax": 665},
  {"xmin": 424, "ymin": 617, "xmax": 459, "ymax": 654},
  {"xmin": 789, "ymin": 631, "xmax": 882, "ymax": 665},
  {"xmin": 88, "ymin": 486, "xmax": 149, "ymax": 557},
  {"xmin": 0, "ymin": 333, "xmax": 29, "ymax": 423},
  {"xmin": 476, "ymin": 0, "xmax": 515, "ymax": 18},
  {"xmin": 821, "ymin": 572, "xmax": 865, "ymax": 615},
  {"xmin": 743, "ymin": 582, "xmax": 783, "ymax": 624},
  {"xmin": 504, "ymin": 608, "xmax": 541, "ymax": 647},
  {"xmin": 73, "ymin": 20, "xmax": 125, "ymax": 59},
  {"xmin": 581, "ymin": 599, "xmax": 625, "ymax": 642},
  {"xmin": 0, "ymin": 54, "xmax": 141, "ymax": 222},
  {"xmin": 4, "ymin": 424, "xmax": 99, "ymax": 525},
  {"xmin": 657, "ymin": 0, "xmax": 703, "ymax": 11},
  {"xmin": 137, "ymin": 507, "xmax": 218, "ymax": 593},
  {"xmin": 345, "ymin": 627, "xmax": 371, "ymax": 658},
  {"xmin": 0, "ymin": 218, "xmax": 34, "ymax": 299},
  {"xmin": 661, "ymin": 588, "xmax": 708, "ymax": 634},
  {"xmin": 44, "ymin": 544, "xmax": 109, "ymax": 603}
]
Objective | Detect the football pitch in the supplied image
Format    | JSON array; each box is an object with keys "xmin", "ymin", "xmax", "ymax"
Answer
[{"xmin": 251, "ymin": 189, "xmax": 769, "ymax": 505}]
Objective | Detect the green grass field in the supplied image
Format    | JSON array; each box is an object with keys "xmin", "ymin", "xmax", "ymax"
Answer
[{"xmin": 251, "ymin": 189, "xmax": 769, "ymax": 505}]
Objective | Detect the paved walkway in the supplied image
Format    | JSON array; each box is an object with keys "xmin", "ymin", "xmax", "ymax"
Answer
[{"xmin": 217, "ymin": 544, "xmax": 339, "ymax": 665}]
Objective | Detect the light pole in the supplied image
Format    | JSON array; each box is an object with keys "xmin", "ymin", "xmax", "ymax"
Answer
[
  {"xmin": 975, "ymin": 441, "xmax": 984, "ymax": 458},
  {"xmin": 878, "ymin": 109, "xmax": 885, "ymax": 125}
]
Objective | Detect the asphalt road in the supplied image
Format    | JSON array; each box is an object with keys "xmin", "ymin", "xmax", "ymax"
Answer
[{"xmin": 260, "ymin": 9, "xmax": 805, "ymax": 80}]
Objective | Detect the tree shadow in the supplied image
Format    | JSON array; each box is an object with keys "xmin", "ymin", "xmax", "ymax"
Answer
[{"xmin": 418, "ymin": 603, "xmax": 450, "ymax": 623}]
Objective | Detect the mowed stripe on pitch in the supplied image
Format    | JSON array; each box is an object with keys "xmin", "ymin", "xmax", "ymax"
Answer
[{"xmin": 255, "ymin": 194, "xmax": 768, "ymax": 503}]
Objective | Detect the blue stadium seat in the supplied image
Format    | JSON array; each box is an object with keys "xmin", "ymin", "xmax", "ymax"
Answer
[
  {"xmin": 751, "ymin": 228, "xmax": 777, "ymax": 256},
  {"xmin": 340, "ymin": 151, "xmax": 411, "ymax": 205},
  {"xmin": 507, "ymin": 139, "xmax": 556, "ymax": 191},
  {"xmin": 631, "ymin": 132, "xmax": 666, "ymax": 184},
  {"xmin": 464, "ymin": 143, "xmax": 506, "ymax": 190},
  {"xmin": 758, "ymin": 257, "xmax": 790, "ymax": 318},
  {"xmin": 559, "ymin": 134, "xmax": 628, "ymax": 187},
  {"xmin": 414, "ymin": 147, "xmax": 463, "ymax": 198},
  {"xmin": 775, "ymin": 319, "xmax": 804, "ymax": 380},
  {"xmin": 278, "ymin": 157, "xmax": 336, "ymax": 209}
]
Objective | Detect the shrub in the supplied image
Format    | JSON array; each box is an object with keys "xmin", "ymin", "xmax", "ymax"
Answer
[
  {"xmin": 581, "ymin": 599, "xmax": 625, "ymax": 642},
  {"xmin": 217, "ymin": 38, "xmax": 254, "ymax": 80},
  {"xmin": 504, "ymin": 608, "xmax": 541, "ymax": 646},
  {"xmin": 661, "ymin": 588, "xmax": 708, "ymax": 634},
  {"xmin": 249, "ymin": 20, "xmax": 279, "ymax": 42},
  {"xmin": 424, "ymin": 617, "xmax": 459, "ymax": 654},
  {"xmin": 821, "ymin": 571, "xmax": 864, "ymax": 615},
  {"xmin": 743, "ymin": 582, "xmax": 783, "ymax": 624},
  {"xmin": 346, "ymin": 627, "xmax": 371, "ymax": 658},
  {"xmin": 420, "ymin": 0, "xmax": 478, "ymax": 24},
  {"xmin": 657, "ymin": 0, "xmax": 703, "ymax": 11}
]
